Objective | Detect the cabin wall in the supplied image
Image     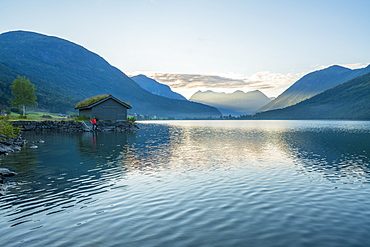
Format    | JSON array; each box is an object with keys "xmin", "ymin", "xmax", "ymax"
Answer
[
  {"xmin": 91, "ymin": 98, "xmax": 128, "ymax": 121},
  {"xmin": 79, "ymin": 109, "xmax": 92, "ymax": 118}
]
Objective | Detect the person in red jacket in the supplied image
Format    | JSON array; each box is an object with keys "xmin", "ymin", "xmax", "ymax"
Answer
[{"xmin": 91, "ymin": 117, "xmax": 97, "ymax": 131}]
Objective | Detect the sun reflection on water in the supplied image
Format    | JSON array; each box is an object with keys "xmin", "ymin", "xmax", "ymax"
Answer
[{"xmin": 121, "ymin": 120, "xmax": 370, "ymax": 185}]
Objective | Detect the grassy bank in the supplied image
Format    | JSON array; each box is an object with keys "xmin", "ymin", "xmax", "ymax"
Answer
[{"xmin": 7, "ymin": 110, "xmax": 74, "ymax": 121}]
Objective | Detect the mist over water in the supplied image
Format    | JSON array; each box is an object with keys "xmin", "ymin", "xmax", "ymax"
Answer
[{"xmin": 1, "ymin": 120, "xmax": 370, "ymax": 247}]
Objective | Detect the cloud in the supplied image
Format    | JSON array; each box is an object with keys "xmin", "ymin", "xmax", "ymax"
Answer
[
  {"xmin": 148, "ymin": 71, "xmax": 302, "ymax": 94},
  {"xmin": 129, "ymin": 62, "xmax": 368, "ymax": 98},
  {"xmin": 151, "ymin": 73, "xmax": 250, "ymax": 89}
]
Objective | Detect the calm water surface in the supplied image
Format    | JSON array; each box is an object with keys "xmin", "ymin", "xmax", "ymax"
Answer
[{"xmin": 1, "ymin": 120, "xmax": 370, "ymax": 247}]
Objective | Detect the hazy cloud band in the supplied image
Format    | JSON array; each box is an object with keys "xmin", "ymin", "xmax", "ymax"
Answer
[{"xmin": 150, "ymin": 72, "xmax": 302, "ymax": 91}]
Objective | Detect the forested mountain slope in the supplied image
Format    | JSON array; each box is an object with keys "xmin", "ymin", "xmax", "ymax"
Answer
[
  {"xmin": 131, "ymin": 74, "xmax": 187, "ymax": 100},
  {"xmin": 258, "ymin": 65, "xmax": 370, "ymax": 112},
  {"xmin": 0, "ymin": 63, "xmax": 77, "ymax": 112},
  {"xmin": 255, "ymin": 72, "xmax": 370, "ymax": 120},
  {"xmin": 0, "ymin": 31, "xmax": 220, "ymax": 118}
]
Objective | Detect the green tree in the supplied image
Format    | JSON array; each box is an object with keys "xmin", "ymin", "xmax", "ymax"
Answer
[
  {"xmin": 8, "ymin": 76, "xmax": 38, "ymax": 116},
  {"xmin": 127, "ymin": 116, "xmax": 136, "ymax": 123}
]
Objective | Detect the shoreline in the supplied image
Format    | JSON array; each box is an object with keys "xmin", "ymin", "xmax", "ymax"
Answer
[
  {"xmin": 0, "ymin": 134, "xmax": 27, "ymax": 156},
  {"xmin": 1, "ymin": 120, "xmax": 139, "ymax": 156},
  {"xmin": 11, "ymin": 120, "xmax": 139, "ymax": 132}
]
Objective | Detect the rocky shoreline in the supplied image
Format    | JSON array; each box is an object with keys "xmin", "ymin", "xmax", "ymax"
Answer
[
  {"xmin": 0, "ymin": 120, "xmax": 139, "ymax": 156},
  {"xmin": 12, "ymin": 120, "xmax": 139, "ymax": 132},
  {"xmin": 0, "ymin": 134, "xmax": 27, "ymax": 156}
]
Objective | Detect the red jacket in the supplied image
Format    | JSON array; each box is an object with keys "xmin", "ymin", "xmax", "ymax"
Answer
[{"xmin": 91, "ymin": 118, "xmax": 97, "ymax": 124}]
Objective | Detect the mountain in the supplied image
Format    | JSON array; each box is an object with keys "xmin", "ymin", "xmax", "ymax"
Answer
[
  {"xmin": 189, "ymin": 90, "xmax": 271, "ymax": 116},
  {"xmin": 254, "ymin": 72, "xmax": 370, "ymax": 120},
  {"xmin": 130, "ymin": 74, "xmax": 187, "ymax": 100},
  {"xmin": 0, "ymin": 63, "xmax": 77, "ymax": 112},
  {"xmin": 258, "ymin": 65, "xmax": 370, "ymax": 112},
  {"xmin": 0, "ymin": 31, "xmax": 220, "ymax": 118}
]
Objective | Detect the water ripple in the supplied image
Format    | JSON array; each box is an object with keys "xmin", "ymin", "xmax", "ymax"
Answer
[{"xmin": 1, "ymin": 121, "xmax": 370, "ymax": 246}]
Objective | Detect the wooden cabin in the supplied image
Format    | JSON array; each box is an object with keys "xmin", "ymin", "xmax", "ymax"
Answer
[{"xmin": 75, "ymin": 95, "xmax": 132, "ymax": 121}]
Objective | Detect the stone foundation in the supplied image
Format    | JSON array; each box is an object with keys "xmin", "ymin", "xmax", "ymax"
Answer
[
  {"xmin": 0, "ymin": 121, "xmax": 139, "ymax": 156},
  {"xmin": 11, "ymin": 120, "xmax": 139, "ymax": 132}
]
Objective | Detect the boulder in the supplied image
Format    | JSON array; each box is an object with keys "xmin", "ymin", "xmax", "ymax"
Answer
[
  {"xmin": 0, "ymin": 134, "xmax": 26, "ymax": 155},
  {"xmin": 0, "ymin": 168, "xmax": 18, "ymax": 177}
]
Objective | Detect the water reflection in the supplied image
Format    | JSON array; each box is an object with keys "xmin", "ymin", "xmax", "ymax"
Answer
[
  {"xmin": 1, "ymin": 121, "xmax": 370, "ymax": 247},
  {"xmin": 5, "ymin": 121, "xmax": 368, "ymax": 190},
  {"xmin": 275, "ymin": 129, "xmax": 370, "ymax": 184},
  {"xmin": 130, "ymin": 121, "xmax": 370, "ymax": 184},
  {"xmin": 0, "ymin": 131, "xmax": 136, "ymax": 227},
  {"xmin": 117, "ymin": 123, "xmax": 269, "ymax": 174}
]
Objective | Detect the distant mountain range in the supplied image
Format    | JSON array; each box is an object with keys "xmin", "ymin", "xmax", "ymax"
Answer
[
  {"xmin": 1, "ymin": 30, "xmax": 368, "ymax": 120},
  {"xmin": 258, "ymin": 65, "xmax": 370, "ymax": 112},
  {"xmin": 255, "ymin": 72, "xmax": 370, "ymax": 120},
  {"xmin": 130, "ymin": 74, "xmax": 187, "ymax": 100},
  {"xmin": 190, "ymin": 90, "xmax": 271, "ymax": 116},
  {"xmin": 0, "ymin": 31, "xmax": 220, "ymax": 118}
]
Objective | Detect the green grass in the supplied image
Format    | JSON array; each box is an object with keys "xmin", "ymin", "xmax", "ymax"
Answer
[
  {"xmin": 75, "ymin": 94, "xmax": 131, "ymax": 109},
  {"xmin": 75, "ymin": 94, "xmax": 110, "ymax": 108},
  {"xmin": 8, "ymin": 110, "xmax": 72, "ymax": 121}
]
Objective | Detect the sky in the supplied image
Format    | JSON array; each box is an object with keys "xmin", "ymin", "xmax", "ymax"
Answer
[{"xmin": 1, "ymin": 0, "xmax": 369, "ymax": 98}]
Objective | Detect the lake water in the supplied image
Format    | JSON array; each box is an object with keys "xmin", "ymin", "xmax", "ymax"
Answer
[{"xmin": 1, "ymin": 120, "xmax": 370, "ymax": 247}]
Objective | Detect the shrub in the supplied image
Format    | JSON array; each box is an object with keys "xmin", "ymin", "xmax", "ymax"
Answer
[
  {"xmin": 0, "ymin": 116, "xmax": 21, "ymax": 139},
  {"xmin": 127, "ymin": 116, "xmax": 136, "ymax": 123},
  {"xmin": 68, "ymin": 114, "xmax": 78, "ymax": 118},
  {"xmin": 10, "ymin": 107, "xmax": 20, "ymax": 113},
  {"xmin": 75, "ymin": 115, "xmax": 91, "ymax": 121},
  {"xmin": 41, "ymin": 115, "xmax": 53, "ymax": 119}
]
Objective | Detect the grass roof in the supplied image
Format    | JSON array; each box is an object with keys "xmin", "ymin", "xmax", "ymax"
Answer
[
  {"xmin": 75, "ymin": 94, "xmax": 131, "ymax": 108},
  {"xmin": 75, "ymin": 94, "xmax": 110, "ymax": 108}
]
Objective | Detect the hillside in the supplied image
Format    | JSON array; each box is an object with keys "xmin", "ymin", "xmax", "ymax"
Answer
[
  {"xmin": 0, "ymin": 31, "xmax": 220, "ymax": 118},
  {"xmin": 0, "ymin": 63, "xmax": 78, "ymax": 112},
  {"xmin": 258, "ymin": 65, "xmax": 370, "ymax": 112},
  {"xmin": 255, "ymin": 72, "xmax": 370, "ymax": 120},
  {"xmin": 190, "ymin": 90, "xmax": 271, "ymax": 116},
  {"xmin": 130, "ymin": 74, "xmax": 187, "ymax": 100}
]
